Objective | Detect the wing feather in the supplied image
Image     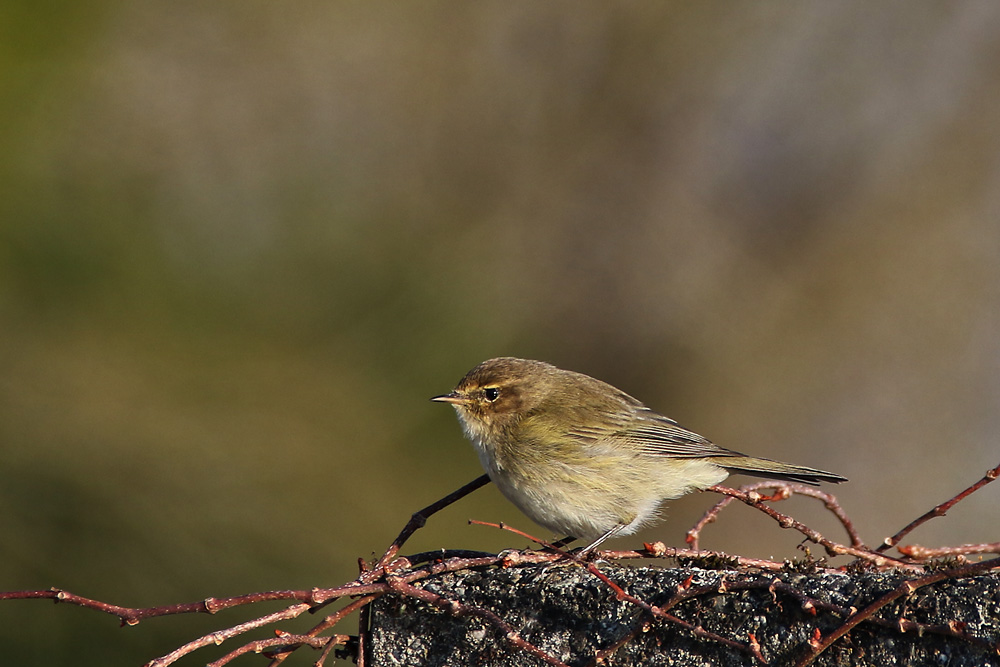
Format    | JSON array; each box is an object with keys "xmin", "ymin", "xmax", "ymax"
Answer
[{"xmin": 565, "ymin": 404, "xmax": 742, "ymax": 459}]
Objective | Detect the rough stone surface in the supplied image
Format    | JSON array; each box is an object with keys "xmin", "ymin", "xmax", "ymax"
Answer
[{"xmin": 369, "ymin": 563, "xmax": 1000, "ymax": 666}]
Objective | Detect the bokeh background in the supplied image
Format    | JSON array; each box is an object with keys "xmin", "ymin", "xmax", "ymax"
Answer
[{"xmin": 2, "ymin": 2, "xmax": 999, "ymax": 665}]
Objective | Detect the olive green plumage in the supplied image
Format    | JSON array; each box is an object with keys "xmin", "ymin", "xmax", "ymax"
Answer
[{"xmin": 433, "ymin": 357, "xmax": 846, "ymax": 551}]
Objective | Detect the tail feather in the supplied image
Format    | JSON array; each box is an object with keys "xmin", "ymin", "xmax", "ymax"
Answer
[{"xmin": 716, "ymin": 456, "xmax": 847, "ymax": 486}]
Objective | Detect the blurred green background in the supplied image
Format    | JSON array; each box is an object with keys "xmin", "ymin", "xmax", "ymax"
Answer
[{"xmin": 2, "ymin": 2, "xmax": 999, "ymax": 665}]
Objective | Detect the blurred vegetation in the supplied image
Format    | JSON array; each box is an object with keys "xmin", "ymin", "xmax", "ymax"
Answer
[{"xmin": 1, "ymin": 2, "xmax": 999, "ymax": 665}]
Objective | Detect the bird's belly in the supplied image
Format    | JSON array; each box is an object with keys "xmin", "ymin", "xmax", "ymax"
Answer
[{"xmin": 479, "ymin": 447, "xmax": 729, "ymax": 539}]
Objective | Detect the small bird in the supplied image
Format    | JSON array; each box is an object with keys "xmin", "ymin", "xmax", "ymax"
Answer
[{"xmin": 433, "ymin": 357, "xmax": 846, "ymax": 552}]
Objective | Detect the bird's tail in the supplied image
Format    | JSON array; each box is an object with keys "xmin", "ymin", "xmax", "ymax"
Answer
[{"xmin": 716, "ymin": 456, "xmax": 847, "ymax": 486}]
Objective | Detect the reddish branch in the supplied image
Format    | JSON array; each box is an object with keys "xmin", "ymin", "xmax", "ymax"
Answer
[
  {"xmin": 363, "ymin": 473, "xmax": 490, "ymax": 583},
  {"xmin": 470, "ymin": 518, "xmax": 793, "ymax": 572},
  {"xmin": 0, "ymin": 587, "xmax": 331, "ymax": 625},
  {"xmin": 688, "ymin": 482, "xmax": 866, "ymax": 551},
  {"xmin": 148, "ymin": 603, "xmax": 314, "ymax": 667},
  {"xmin": 878, "ymin": 461, "xmax": 1000, "ymax": 553},
  {"xmin": 267, "ymin": 595, "xmax": 377, "ymax": 666},
  {"xmin": 898, "ymin": 542, "xmax": 1000, "ymax": 559},
  {"xmin": 207, "ymin": 633, "xmax": 340, "ymax": 667},
  {"xmin": 355, "ymin": 592, "xmax": 371, "ymax": 667},
  {"xmin": 2, "ymin": 462, "xmax": 1000, "ymax": 666},
  {"xmin": 702, "ymin": 484, "xmax": 919, "ymax": 570}
]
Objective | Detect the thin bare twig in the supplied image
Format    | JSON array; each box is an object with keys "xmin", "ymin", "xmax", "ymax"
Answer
[
  {"xmin": 878, "ymin": 461, "xmax": 1000, "ymax": 553},
  {"xmin": 606, "ymin": 546, "xmax": 791, "ymax": 571},
  {"xmin": 0, "ymin": 586, "xmax": 367, "ymax": 626},
  {"xmin": 268, "ymin": 595, "xmax": 377, "ymax": 666},
  {"xmin": 313, "ymin": 634, "xmax": 342, "ymax": 667},
  {"xmin": 897, "ymin": 542, "xmax": 1000, "ymax": 560},
  {"xmin": 356, "ymin": 597, "xmax": 371, "ymax": 667},
  {"xmin": 146, "ymin": 604, "xmax": 314, "ymax": 667},
  {"xmin": 468, "ymin": 519, "xmax": 565, "ymax": 552},
  {"xmin": 705, "ymin": 485, "xmax": 919, "ymax": 570},
  {"xmin": 688, "ymin": 482, "xmax": 865, "ymax": 551},
  {"xmin": 364, "ymin": 474, "xmax": 490, "ymax": 583},
  {"xmin": 207, "ymin": 634, "xmax": 341, "ymax": 667},
  {"xmin": 470, "ymin": 518, "xmax": 798, "ymax": 571}
]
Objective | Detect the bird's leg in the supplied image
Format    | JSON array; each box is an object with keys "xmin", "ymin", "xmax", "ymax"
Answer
[
  {"xmin": 578, "ymin": 523, "xmax": 627, "ymax": 556},
  {"xmin": 550, "ymin": 535, "xmax": 577, "ymax": 549}
]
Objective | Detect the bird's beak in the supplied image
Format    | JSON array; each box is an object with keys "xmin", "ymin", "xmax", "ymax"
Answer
[{"xmin": 431, "ymin": 392, "xmax": 467, "ymax": 405}]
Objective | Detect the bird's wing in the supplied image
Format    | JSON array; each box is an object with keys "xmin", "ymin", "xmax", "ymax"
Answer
[{"xmin": 566, "ymin": 406, "xmax": 742, "ymax": 459}]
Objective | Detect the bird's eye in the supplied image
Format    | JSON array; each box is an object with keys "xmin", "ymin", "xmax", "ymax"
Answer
[{"xmin": 483, "ymin": 387, "xmax": 500, "ymax": 402}]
